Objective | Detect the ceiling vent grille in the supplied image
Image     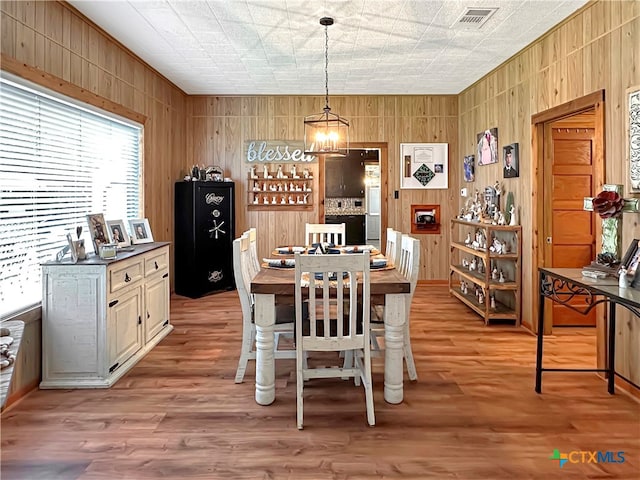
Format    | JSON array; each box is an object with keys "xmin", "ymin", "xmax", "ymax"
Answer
[{"xmin": 453, "ymin": 7, "xmax": 498, "ymax": 29}]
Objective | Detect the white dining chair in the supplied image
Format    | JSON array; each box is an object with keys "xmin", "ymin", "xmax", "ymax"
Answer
[
  {"xmin": 233, "ymin": 235, "xmax": 296, "ymax": 383},
  {"xmin": 305, "ymin": 223, "xmax": 346, "ymax": 246},
  {"xmin": 294, "ymin": 251, "xmax": 374, "ymax": 428},
  {"xmin": 245, "ymin": 227, "xmax": 260, "ymax": 277},
  {"xmin": 385, "ymin": 228, "xmax": 402, "ymax": 267},
  {"xmin": 370, "ymin": 234, "xmax": 420, "ymax": 381}
]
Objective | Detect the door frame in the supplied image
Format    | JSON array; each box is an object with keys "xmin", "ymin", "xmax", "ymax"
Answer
[
  {"xmin": 531, "ymin": 90, "xmax": 605, "ymax": 338},
  {"xmin": 318, "ymin": 142, "xmax": 388, "ymax": 247}
]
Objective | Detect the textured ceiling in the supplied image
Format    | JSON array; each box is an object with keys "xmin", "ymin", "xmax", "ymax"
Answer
[{"xmin": 68, "ymin": 0, "xmax": 589, "ymax": 95}]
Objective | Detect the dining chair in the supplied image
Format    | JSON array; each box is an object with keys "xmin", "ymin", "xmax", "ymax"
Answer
[
  {"xmin": 385, "ymin": 228, "xmax": 402, "ymax": 267},
  {"xmin": 245, "ymin": 227, "xmax": 260, "ymax": 277},
  {"xmin": 305, "ymin": 223, "xmax": 346, "ymax": 246},
  {"xmin": 233, "ymin": 235, "xmax": 296, "ymax": 383},
  {"xmin": 294, "ymin": 251, "xmax": 374, "ymax": 428},
  {"xmin": 370, "ymin": 234, "xmax": 420, "ymax": 381}
]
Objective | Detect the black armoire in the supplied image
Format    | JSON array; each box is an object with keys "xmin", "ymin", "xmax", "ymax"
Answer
[{"xmin": 175, "ymin": 181, "xmax": 235, "ymax": 298}]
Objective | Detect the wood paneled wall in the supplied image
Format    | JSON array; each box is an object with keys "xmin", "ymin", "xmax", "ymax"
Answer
[
  {"xmin": 187, "ymin": 95, "xmax": 458, "ymax": 281},
  {"xmin": 0, "ymin": 0, "xmax": 187, "ymax": 403},
  {"xmin": 459, "ymin": 0, "xmax": 639, "ymax": 384}
]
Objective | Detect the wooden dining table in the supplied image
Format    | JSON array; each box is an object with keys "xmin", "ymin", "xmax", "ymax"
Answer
[{"xmin": 250, "ymin": 264, "xmax": 411, "ymax": 406}]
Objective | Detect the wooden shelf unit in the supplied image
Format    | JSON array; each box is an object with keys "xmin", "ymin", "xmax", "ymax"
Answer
[
  {"xmin": 247, "ymin": 174, "xmax": 314, "ymax": 211},
  {"xmin": 449, "ymin": 218, "xmax": 522, "ymax": 325}
]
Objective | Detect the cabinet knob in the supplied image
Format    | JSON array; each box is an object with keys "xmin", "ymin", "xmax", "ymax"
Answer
[
  {"xmin": 154, "ymin": 261, "xmax": 159, "ymax": 269},
  {"xmin": 147, "ymin": 311, "xmax": 150, "ymax": 319},
  {"xmin": 124, "ymin": 273, "xmax": 131, "ymax": 283}
]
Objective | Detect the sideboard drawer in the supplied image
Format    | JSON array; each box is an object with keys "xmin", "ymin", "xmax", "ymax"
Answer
[
  {"xmin": 109, "ymin": 259, "xmax": 143, "ymax": 293},
  {"xmin": 145, "ymin": 248, "xmax": 169, "ymax": 277}
]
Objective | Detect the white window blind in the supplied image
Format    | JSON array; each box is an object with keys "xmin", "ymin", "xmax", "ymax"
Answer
[{"xmin": 0, "ymin": 76, "xmax": 142, "ymax": 319}]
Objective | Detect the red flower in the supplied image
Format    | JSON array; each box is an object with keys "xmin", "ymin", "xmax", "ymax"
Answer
[{"xmin": 592, "ymin": 191, "xmax": 624, "ymax": 219}]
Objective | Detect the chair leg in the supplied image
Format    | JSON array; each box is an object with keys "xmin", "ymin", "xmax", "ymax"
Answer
[
  {"xmin": 235, "ymin": 325, "xmax": 256, "ymax": 383},
  {"xmin": 358, "ymin": 350, "xmax": 376, "ymax": 426},
  {"xmin": 296, "ymin": 348, "xmax": 305, "ymax": 430},
  {"xmin": 371, "ymin": 330, "xmax": 381, "ymax": 351},
  {"xmin": 403, "ymin": 321, "xmax": 418, "ymax": 381},
  {"xmin": 342, "ymin": 349, "xmax": 353, "ymax": 377}
]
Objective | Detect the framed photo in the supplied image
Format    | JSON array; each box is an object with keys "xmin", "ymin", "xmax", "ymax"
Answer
[
  {"xmin": 463, "ymin": 155, "xmax": 475, "ymax": 182},
  {"xmin": 86, "ymin": 213, "xmax": 109, "ymax": 253},
  {"xmin": 622, "ymin": 239, "xmax": 640, "ymax": 277},
  {"xmin": 66, "ymin": 233, "xmax": 78, "ymax": 263},
  {"xmin": 107, "ymin": 219, "xmax": 131, "ymax": 247},
  {"xmin": 503, "ymin": 143, "xmax": 519, "ymax": 178},
  {"xmin": 129, "ymin": 218, "xmax": 153, "ymax": 244},
  {"xmin": 627, "ymin": 85, "xmax": 640, "ymax": 192},
  {"xmin": 476, "ymin": 128, "xmax": 498, "ymax": 165},
  {"xmin": 400, "ymin": 143, "xmax": 448, "ymax": 189}
]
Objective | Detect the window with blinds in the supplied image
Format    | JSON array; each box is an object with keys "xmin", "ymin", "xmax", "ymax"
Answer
[{"xmin": 0, "ymin": 75, "xmax": 142, "ymax": 319}]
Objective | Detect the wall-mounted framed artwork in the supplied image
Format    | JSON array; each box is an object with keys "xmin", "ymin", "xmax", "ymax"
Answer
[
  {"xmin": 476, "ymin": 128, "xmax": 498, "ymax": 165},
  {"xmin": 400, "ymin": 143, "xmax": 448, "ymax": 189},
  {"xmin": 503, "ymin": 143, "xmax": 519, "ymax": 178},
  {"xmin": 463, "ymin": 155, "xmax": 475, "ymax": 182},
  {"xmin": 627, "ymin": 85, "xmax": 640, "ymax": 193}
]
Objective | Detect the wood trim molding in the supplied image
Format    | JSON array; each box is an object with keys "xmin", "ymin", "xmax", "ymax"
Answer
[
  {"xmin": 531, "ymin": 90, "xmax": 604, "ymax": 124},
  {"xmin": 1, "ymin": 54, "xmax": 147, "ymax": 125}
]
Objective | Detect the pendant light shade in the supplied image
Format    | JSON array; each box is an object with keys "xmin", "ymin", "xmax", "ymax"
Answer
[{"xmin": 303, "ymin": 17, "xmax": 349, "ymax": 156}]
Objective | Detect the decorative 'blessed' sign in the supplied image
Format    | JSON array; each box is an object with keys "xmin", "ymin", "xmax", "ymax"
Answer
[{"xmin": 244, "ymin": 141, "xmax": 317, "ymax": 163}]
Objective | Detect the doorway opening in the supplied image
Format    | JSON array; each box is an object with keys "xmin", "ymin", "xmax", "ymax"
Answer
[{"xmin": 531, "ymin": 90, "xmax": 606, "ymax": 366}]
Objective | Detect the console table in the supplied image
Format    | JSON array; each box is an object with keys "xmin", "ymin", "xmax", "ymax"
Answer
[{"xmin": 535, "ymin": 267, "xmax": 640, "ymax": 394}]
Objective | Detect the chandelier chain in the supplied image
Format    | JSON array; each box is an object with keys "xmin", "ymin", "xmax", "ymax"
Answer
[{"xmin": 324, "ymin": 22, "xmax": 329, "ymax": 111}]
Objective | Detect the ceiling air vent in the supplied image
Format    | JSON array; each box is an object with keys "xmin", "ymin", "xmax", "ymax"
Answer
[{"xmin": 453, "ymin": 7, "xmax": 498, "ymax": 29}]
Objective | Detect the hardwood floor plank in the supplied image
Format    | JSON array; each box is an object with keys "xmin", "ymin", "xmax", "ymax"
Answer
[{"xmin": 1, "ymin": 286, "xmax": 638, "ymax": 479}]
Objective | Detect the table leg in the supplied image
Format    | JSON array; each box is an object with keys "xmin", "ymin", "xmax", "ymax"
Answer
[
  {"xmin": 608, "ymin": 301, "xmax": 616, "ymax": 395},
  {"xmin": 383, "ymin": 293, "xmax": 405, "ymax": 404},
  {"xmin": 535, "ymin": 271, "xmax": 545, "ymax": 394},
  {"xmin": 254, "ymin": 293, "xmax": 276, "ymax": 405}
]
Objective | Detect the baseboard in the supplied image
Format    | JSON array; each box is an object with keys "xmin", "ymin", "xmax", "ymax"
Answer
[
  {"xmin": 417, "ymin": 280, "xmax": 448, "ymax": 285},
  {"xmin": 1, "ymin": 379, "xmax": 39, "ymax": 413}
]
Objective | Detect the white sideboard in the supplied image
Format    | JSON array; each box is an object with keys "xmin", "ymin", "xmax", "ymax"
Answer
[{"xmin": 41, "ymin": 242, "xmax": 172, "ymax": 388}]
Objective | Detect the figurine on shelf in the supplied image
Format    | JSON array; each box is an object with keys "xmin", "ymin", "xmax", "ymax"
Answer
[
  {"xmin": 291, "ymin": 165, "xmax": 298, "ymax": 178},
  {"xmin": 250, "ymin": 166, "xmax": 257, "ymax": 179},
  {"xmin": 469, "ymin": 258, "xmax": 477, "ymax": 271},
  {"xmin": 478, "ymin": 291, "xmax": 484, "ymax": 304},
  {"xmin": 271, "ymin": 196, "xmax": 277, "ymax": 204},
  {"xmin": 303, "ymin": 167, "xmax": 310, "ymax": 179},
  {"xmin": 498, "ymin": 270, "xmax": 505, "ymax": 283},
  {"xmin": 497, "ymin": 211, "xmax": 506, "ymax": 225},
  {"xmin": 303, "ymin": 193, "xmax": 310, "ymax": 204},
  {"xmin": 276, "ymin": 164, "xmax": 284, "ymax": 179},
  {"xmin": 491, "ymin": 265, "xmax": 498, "ymax": 280},
  {"xmin": 253, "ymin": 195, "xmax": 259, "ymax": 204},
  {"xmin": 464, "ymin": 232, "xmax": 472, "ymax": 245},
  {"xmin": 288, "ymin": 195, "xmax": 294, "ymax": 204},
  {"xmin": 263, "ymin": 195, "xmax": 269, "ymax": 205},
  {"xmin": 478, "ymin": 259, "xmax": 485, "ymax": 274},
  {"xmin": 263, "ymin": 164, "xmax": 270, "ymax": 179},
  {"xmin": 490, "ymin": 295, "xmax": 496, "ymax": 309},
  {"xmin": 462, "ymin": 258, "xmax": 469, "ymax": 268},
  {"xmin": 281, "ymin": 194, "xmax": 287, "ymax": 205},
  {"xmin": 509, "ymin": 204, "xmax": 518, "ymax": 226}
]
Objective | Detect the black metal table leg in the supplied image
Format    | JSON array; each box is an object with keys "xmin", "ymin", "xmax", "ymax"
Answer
[
  {"xmin": 535, "ymin": 270, "xmax": 545, "ymax": 393},
  {"xmin": 608, "ymin": 301, "xmax": 616, "ymax": 394}
]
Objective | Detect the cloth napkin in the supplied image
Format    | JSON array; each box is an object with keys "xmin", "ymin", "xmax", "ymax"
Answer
[
  {"xmin": 342, "ymin": 245, "xmax": 375, "ymax": 253},
  {"xmin": 275, "ymin": 246, "xmax": 306, "ymax": 254},
  {"xmin": 263, "ymin": 258, "xmax": 295, "ymax": 268},
  {"xmin": 371, "ymin": 258, "xmax": 387, "ymax": 269}
]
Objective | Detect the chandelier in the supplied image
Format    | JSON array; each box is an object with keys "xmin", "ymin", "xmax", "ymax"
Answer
[{"xmin": 303, "ymin": 17, "xmax": 349, "ymax": 156}]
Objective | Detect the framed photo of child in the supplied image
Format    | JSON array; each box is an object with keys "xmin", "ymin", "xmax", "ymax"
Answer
[
  {"xmin": 128, "ymin": 218, "xmax": 153, "ymax": 244},
  {"xmin": 86, "ymin": 213, "xmax": 109, "ymax": 254},
  {"xmin": 107, "ymin": 219, "xmax": 131, "ymax": 247}
]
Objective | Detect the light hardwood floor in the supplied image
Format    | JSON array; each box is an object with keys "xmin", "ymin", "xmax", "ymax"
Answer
[{"xmin": 1, "ymin": 286, "xmax": 639, "ymax": 479}]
